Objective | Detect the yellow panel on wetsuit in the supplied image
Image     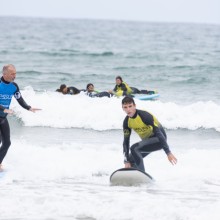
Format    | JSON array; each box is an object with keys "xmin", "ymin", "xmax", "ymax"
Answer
[
  {"xmin": 115, "ymin": 82, "xmax": 132, "ymax": 97},
  {"xmin": 123, "ymin": 82, "xmax": 132, "ymax": 94},
  {"xmin": 115, "ymin": 90, "xmax": 124, "ymax": 97},
  {"xmin": 128, "ymin": 114, "xmax": 154, "ymax": 139}
]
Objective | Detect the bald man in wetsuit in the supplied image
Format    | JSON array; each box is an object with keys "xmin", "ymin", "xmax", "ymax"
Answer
[
  {"xmin": 0, "ymin": 64, "xmax": 41, "ymax": 171},
  {"xmin": 122, "ymin": 96, "xmax": 177, "ymax": 172}
]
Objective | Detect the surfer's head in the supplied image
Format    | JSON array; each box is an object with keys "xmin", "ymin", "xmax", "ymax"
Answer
[
  {"xmin": 2, "ymin": 64, "xmax": 16, "ymax": 82},
  {"xmin": 115, "ymin": 76, "xmax": 123, "ymax": 85},
  {"xmin": 122, "ymin": 96, "xmax": 135, "ymax": 105},
  {"xmin": 122, "ymin": 96, "xmax": 136, "ymax": 117},
  {"xmin": 60, "ymin": 84, "xmax": 68, "ymax": 94},
  {"xmin": 86, "ymin": 83, "xmax": 94, "ymax": 92}
]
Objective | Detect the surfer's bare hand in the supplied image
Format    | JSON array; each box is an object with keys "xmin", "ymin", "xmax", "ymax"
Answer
[
  {"xmin": 29, "ymin": 108, "xmax": 42, "ymax": 113},
  {"xmin": 3, "ymin": 109, "xmax": 13, "ymax": 114},
  {"xmin": 167, "ymin": 153, "xmax": 177, "ymax": 165}
]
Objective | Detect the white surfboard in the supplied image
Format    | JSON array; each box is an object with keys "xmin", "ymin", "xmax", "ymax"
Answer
[{"xmin": 110, "ymin": 168, "xmax": 153, "ymax": 186}]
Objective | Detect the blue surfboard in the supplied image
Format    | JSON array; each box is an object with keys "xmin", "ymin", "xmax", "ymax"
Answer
[{"xmin": 134, "ymin": 93, "xmax": 160, "ymax": 101}]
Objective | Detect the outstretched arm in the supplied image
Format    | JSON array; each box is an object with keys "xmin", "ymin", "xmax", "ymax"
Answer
[
  {"xmin": 138, "ymin": 110, "xmax": 177, "ymax": 165},
  {"xmin": 17, "ymin": 96, "xmax": 41, "ymax": 112},
  {"xmin": 13, "ymin": 83, "xmax": 41, "ymax": 112}
]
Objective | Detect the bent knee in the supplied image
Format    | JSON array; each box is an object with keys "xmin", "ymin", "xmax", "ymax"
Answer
[{"xmin": 130, "ymin": 143, "xmax": 139, "ymax": 153}]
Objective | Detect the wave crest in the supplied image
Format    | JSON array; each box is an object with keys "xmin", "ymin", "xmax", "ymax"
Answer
[{"xmin": 11, "ymin": 87, "xmax": 220, "ymax": 132}]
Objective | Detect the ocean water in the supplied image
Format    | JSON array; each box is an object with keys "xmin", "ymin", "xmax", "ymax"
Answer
[{"xmin": 0, "ymin": 16, "xmax": 220, "ymax": 220}]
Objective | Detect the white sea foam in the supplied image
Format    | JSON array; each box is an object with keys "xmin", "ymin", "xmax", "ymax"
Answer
[
  {"xmin": 11, "ymin": 87, "xmax": 220, "ymax": 132},
  {"xmin": 1, "ymin": 136, "xmax": 220, "ymax": 220}
]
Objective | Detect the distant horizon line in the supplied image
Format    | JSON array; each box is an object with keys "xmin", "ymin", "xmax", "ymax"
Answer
[{"xmin": 1, "ymin": 15, "xmax": 219, "ymax": 26}]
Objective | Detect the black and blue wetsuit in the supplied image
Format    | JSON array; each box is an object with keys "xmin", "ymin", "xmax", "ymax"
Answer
[
  {"xmin": 123, "ymin": 109, "xmax": 171, "ymax": 172},
  {"xmin": 0, "ymin": 77, "xmax": 31, "ymax": 164}
]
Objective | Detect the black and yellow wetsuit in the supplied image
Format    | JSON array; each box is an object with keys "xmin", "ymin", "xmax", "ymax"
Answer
[
  {"xmin": 123, "ymin": 109, "xmax": 171, "ymax": 171},
  {"xmin": 113, "ymin": 82, "xmax": 132, "ymax": 97}
]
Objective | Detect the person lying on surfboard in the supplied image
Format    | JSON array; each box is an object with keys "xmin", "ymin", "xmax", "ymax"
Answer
[
  {"xmin": 121, "ymin": 96, "xmax": 177, "ymax": 172},
  {"xmin": 109, "ymin": 76, "xmax": 156, "ymax": 97},
  {"xmin": 109, "ymin": 76, "xmax": 133, "ymax": 97},
  {"xmin": 86, "ymin": 83, "xmax": 112, "ymax": 98},
  {"xmin": 56, "ymin": 84, "xmax": 81, "ymax": 95}
]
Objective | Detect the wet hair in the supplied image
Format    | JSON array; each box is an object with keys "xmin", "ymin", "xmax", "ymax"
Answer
[
  {"xmin": 86, "ymin": 83, "xmax": 94, "ymax": 89},
  {"xmin": 115, "ymin": 76, "xmax": 123, "ymax": 82},
  {"xmin": 2, "ymin": 64, "xmax": 15, "ymax": 75},
  {"xmin": 122, "ymin": 96, "xmax": 135, "ymax": 105},
  {"xmin": 60, "ymin": 84, "xmax": 67, "ymax": 92}
]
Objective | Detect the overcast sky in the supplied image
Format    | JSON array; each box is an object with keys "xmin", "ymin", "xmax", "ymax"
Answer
[{"xmin": 0, "ymin": 0, "xmax": 220, "ymax": 24}]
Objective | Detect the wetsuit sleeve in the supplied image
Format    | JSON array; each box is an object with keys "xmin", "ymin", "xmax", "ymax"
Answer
[
  {"xmin": 121, "ymin": 83, "xmax": 127, "ymax": 92},
  {"xmin": 123, "ymin": 116, "xmax": 132, "ymax": 162},
  {"xmin": 13, "ymin": 83, "xmax": 31, "ymax": 110},
  {"xmin": 113, "ymin": 85, "xmax": 117, "ymax": 92},
  {"xmin": 138, "ymin": 110, "xmax": 171, "ymax": 155}
]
